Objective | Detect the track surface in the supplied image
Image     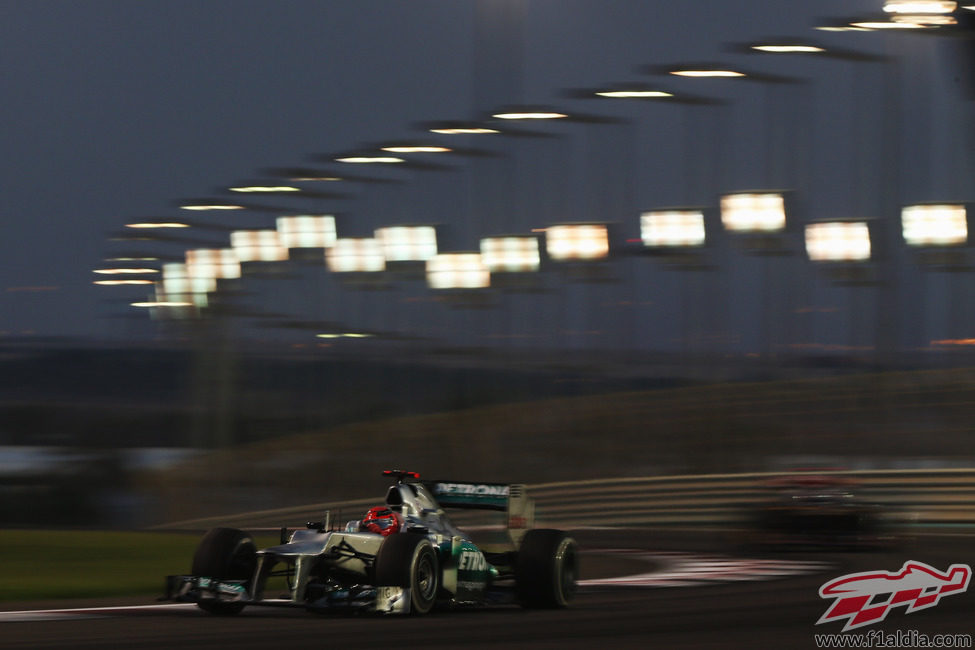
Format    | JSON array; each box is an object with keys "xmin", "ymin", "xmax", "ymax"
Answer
[{"xmin": 2, "ymin": 532, "xmax": 972, "ymax": 649}]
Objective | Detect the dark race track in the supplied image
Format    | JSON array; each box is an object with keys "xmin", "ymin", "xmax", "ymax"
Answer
[{"xmin": 2, "ymin": 532, "xmax": 973, "ymax": 650}]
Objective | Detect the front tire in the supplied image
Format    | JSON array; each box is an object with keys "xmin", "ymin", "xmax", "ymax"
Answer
[
  {"xmin": 373, "ymin": 534, "xmax": 439, "ymax": 614},
  {"xmin": 191, "ymin": 527, "xmax": 256, "ymax": 615},
  {"xmin": 515, "ymin": 529, "xmax": 577, "ymax": 608}
]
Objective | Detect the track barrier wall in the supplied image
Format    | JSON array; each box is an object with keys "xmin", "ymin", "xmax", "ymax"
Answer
[{"xmin": 156, "ymin": 468, "xmax": 975, "ymax": 531}]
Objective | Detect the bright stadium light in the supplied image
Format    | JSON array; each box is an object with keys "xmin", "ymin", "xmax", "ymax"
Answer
[
  {"xmin": 375, "ymin": 226, "xmax": 438, "ymax": 262},
  {"xmin": 326, "ymin": 238, "xmax": 386, "ymax": 273},
  {"xmin": 850, "ymin": 19, "xmax": 928, "ymax": 29},
  {"xmin": 161, "ymin": 263, "xmax": 214, "ymax": 304},
  {"xmin": 545, "ymin": 224, "xmax": 610, "ymax": 261},
  {"xmin": 276, "ymin": 215, "xmax": 337, "ymax": 249},
  {"xmin": 640, "ymin": 210, "xmax": 707, "ymax": 248},
  {"xmin": 884, "ymin": 0, "xmax": 957, "ymax": 13},
  {"xmin": 479, "ymin": 236, "xmax": 541, "ymax": 272},
  {"xmin": 230, "ymin": 230, "xmax": 290, "ymax": 262},
  {"xmin": 805, "ymin": 221, "xmax": 872, "ymax": 262},
  {"xmin": 721, "ymin": 192, "xmax": 787, "ymax": 233},
  {"xmin": 902, "ymin": 204, "xmax": 968, "ymax": 246},
  {"xmin": 890, "ymin": 13, "xmax": 957, "ymax": 23},
  {"xmin": 186, "ymin": 249, "xmax": 241, "ymax": 280},
  {"xmin": 426, "ymin": 253, "xmax": 490, "ymax": 289}
]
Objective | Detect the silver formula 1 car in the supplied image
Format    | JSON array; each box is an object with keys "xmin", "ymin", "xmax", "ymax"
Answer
[{"xmin": 164, "ymin": 470, "xmax": 577, "ymax": 615}]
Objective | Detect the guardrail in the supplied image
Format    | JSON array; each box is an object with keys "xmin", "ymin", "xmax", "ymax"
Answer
[{"xmin": 156, "ymin": 468, "xmax": 975, "ymax": 531}]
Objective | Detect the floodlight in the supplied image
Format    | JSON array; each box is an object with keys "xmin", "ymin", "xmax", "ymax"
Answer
[
  {"xmin": 545, "ymin": 224, "xmax": 610, "ymax": 261},
  {"xmin": 805, "ymin": 222, "xmax": 872, "ymax": 262},
  {"xmin": 231, "ymin": 230, "xmax": 289, "ymax": 262},
  {"xmin": 375, "ymin": 226, "xmax": 438, "ymax": 262},
  {"xmin": 276, "ymin": 215, "xmax": 337, "ymax": 249},
  {"xmin": 426, "ymin": 253, "xmax": 490, "ymax": 289},
  {"xmin": 480, "ymin": 236, "xmax": 541, "ymax": 272},
  {"xmin": 721, "ymin": 193, "xmax": 787, "ymax": 233},
  {"xmin": 186, "ymin": 249, "xmax": 241, "ymax": 280},
  {"xmin": 902, "ymin": 204, "xmax": 968, "ymax": 246},
  {"xmin": 640, "ymin": 210, "xmax": 707, "ymax": 248},
  {"xmin": 326, "ymin": 238, "xmax": 385, "ymax": 273}
]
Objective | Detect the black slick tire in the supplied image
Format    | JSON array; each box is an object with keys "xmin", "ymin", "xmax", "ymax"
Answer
[
  {"xmin": 515, "ymin": 529, "xmax": 577, "ymax": 608},
  {"xmin": 373, "ymin": 533, "xmax": 439, "ymax": 614},
  {"xmin": 190, "ymin": 527, "xmax": 257, "ymax": 615}
]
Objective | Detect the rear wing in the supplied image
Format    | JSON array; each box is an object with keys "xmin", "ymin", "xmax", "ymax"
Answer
[{"xmin": 424, "ymin": 481, "xmax": 535, "ymax": 546}]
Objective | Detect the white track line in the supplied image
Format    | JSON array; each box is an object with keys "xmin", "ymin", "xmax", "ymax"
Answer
[
  {"xmin": 580, "ymin": 550, "xmax": 831, "ymax": 588},
  {"xmin": 0, "ymin": 603, "xmax": 197, "ymax": 622}
]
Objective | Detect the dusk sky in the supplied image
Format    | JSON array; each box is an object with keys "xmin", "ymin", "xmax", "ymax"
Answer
[{"xmin": 1, "ymin": 1, "xmax": 970, "ymax": 352}]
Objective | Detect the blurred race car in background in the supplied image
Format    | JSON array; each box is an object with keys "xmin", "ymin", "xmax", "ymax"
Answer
[
  {"xmin": 164, "ymin": 470, "xmax": 577, "ymax": 615},
  {"xmin": 746, "ymin": 472, "xmax": 899, "ymax": 551}
]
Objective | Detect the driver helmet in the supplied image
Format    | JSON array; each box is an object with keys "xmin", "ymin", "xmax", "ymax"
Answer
[{"xmin": 361, "ymin": 506, "xmax": 403, "ymax": 536}]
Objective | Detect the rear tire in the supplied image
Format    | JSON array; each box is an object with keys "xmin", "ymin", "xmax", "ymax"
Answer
[
  {"xmin": 374, "ymin": 534, "xmax": 439, "ymax": 614},
  {"xmin": 191, "ymin": 527, "xmax": 256, "ymax": 615},
  {"xmin": 515, "ymin": 529, "xmax": 577, "ymax": 608}
]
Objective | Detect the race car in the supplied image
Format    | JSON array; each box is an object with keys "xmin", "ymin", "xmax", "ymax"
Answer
[
  {"xmin": 746, "ymin": 472, "xmax": 894, "ymax": 551},
  {"xmin": 164, "ymin": 470, "xmax": 577, "ymax": 615}
]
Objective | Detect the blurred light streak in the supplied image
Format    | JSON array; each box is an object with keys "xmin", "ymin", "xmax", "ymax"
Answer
[
  {"xmin": 902, "ymin": 204, "xmax": 968, "ymax": 246},
  {"xmin": 335, "ymin": 156, "xmax": 405, "ymax": 164},
  {"xmin": 931, "ymin": 338, "xmax": 975, "ymax": 346},
  {"xmin": 429, "ymin": 126, "xmax": 500, "ymax": 135},
  {"xmin": 850, "ymin": 19, "xmax": 928, "ymax": 29},
  {"xmin": 596, "ymin": 89, "xmax": 674, "ymax": 98},
  {"xmin": 180, "ymin": 203, "xmax": 245, "ymax": 211},
  {"xmin": 640, "ymin": 210, "xmax": 707, "ymax": 247},
  {"xmin": 125, "ymin": 222, "xmax": 190, "ymax": 229},
  {"xmin": 229, "ymin": 185, "xmax": 301, "ymax": 193},
  {"xmin": 131, "ymin": 301, "xmax": 195, "ymax": 308},
  {"xmin": 751, "ymin": 44, "xmax": 825, "ymax": 54},
  {"xmin": 93, "ymin": 268, "xmax": 159, "ymax": 275},
  {"xmin": 492, "ymin": 111, "xmax": 568, "ymax": 120},
  {"xmin": 815, "ymin": 25, "xmax": 873, "ymax": 32},
  {"xmin": 545, "ymin": 224, "xmax": 610, "ymax": 261},
  {"xmin": 670, "ymin": 68, "xmax": 745, "ymax": 78},
  {"xmin": 805, "ymin": 222, "xmax": 872, "ymax": 262},
  {"xmin": 94, "ymin": 280, "xmax": 154, "ymax": 286},
  {"xmin": 426, "ymin": 253, "xmax": 490, "ymax": 289},
  {"xmin": 380, "ymin": 146, "xmax": 452, "ymax": 153},
  {"xmin": 891, "ymin": 13, "xmax": 957, "ymax": 23},
  {"xmin": 883, "ymin": 0, "xmax": 957, "ymax": 13}
]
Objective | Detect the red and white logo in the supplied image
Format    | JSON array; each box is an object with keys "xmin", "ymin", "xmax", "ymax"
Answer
[{"xmin": 817, "ymin": 561, "xmax": 971, "ymax": 631}]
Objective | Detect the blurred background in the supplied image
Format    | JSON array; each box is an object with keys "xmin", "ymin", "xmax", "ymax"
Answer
[{"xmin": 1, "ymin": 0, "xmax": 973, "ymax": 528}]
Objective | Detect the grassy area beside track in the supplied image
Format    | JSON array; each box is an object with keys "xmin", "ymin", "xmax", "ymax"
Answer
[{"xmin": 0, "ymin": 530, "xmax": 279, "ymax": 602}]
